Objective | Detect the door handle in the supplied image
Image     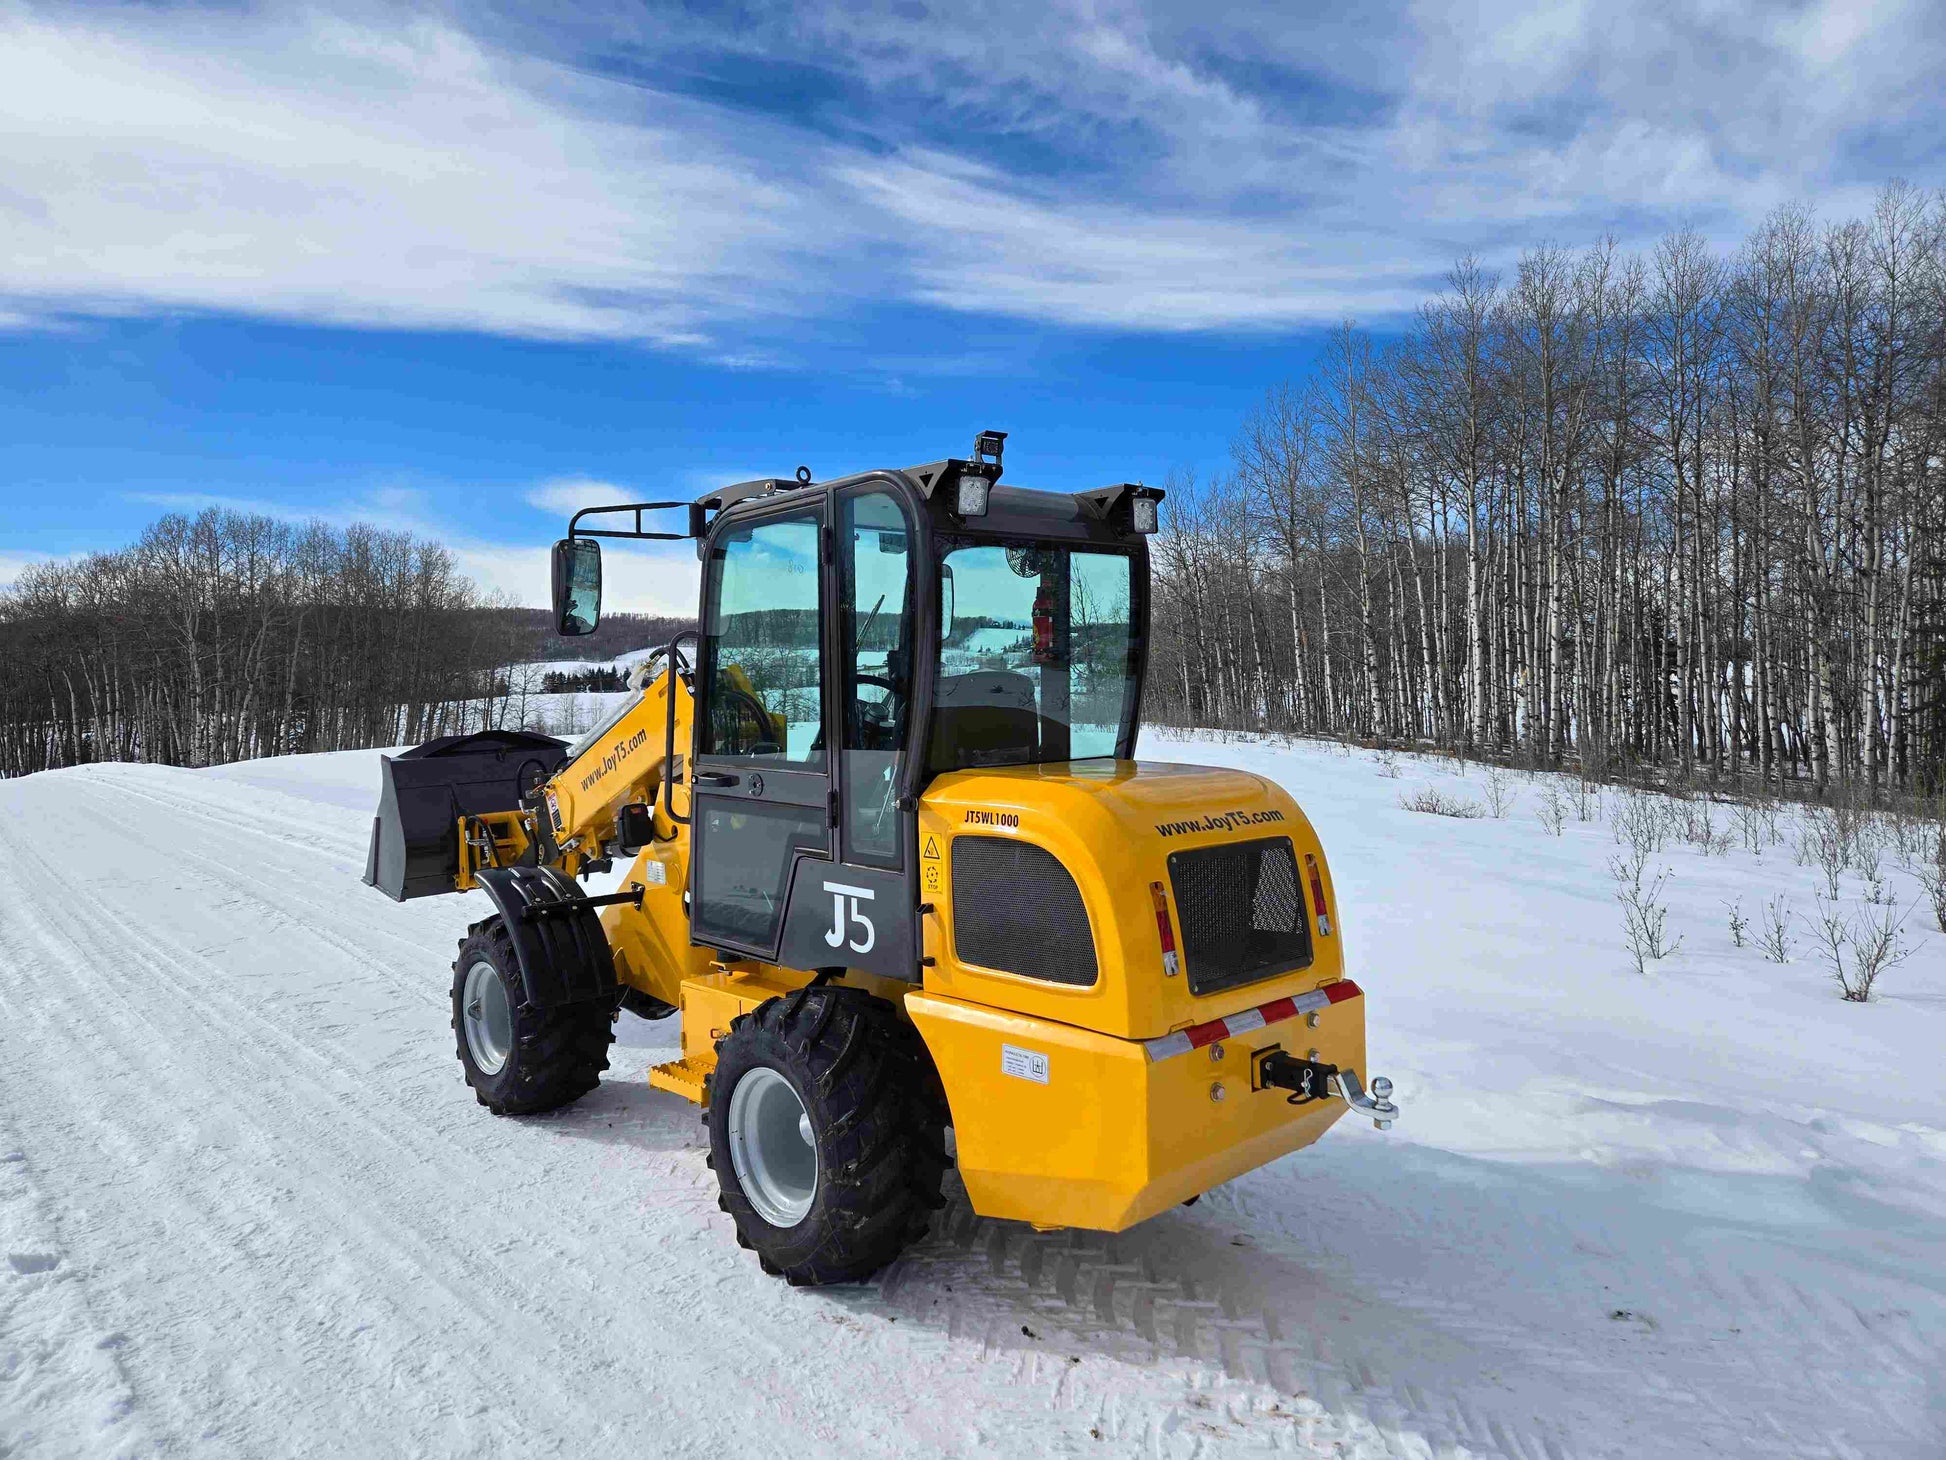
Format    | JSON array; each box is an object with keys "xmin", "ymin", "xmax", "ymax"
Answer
[{"xmin": 692, "ymin": 771, "xmax": 740, "ymax": 788}]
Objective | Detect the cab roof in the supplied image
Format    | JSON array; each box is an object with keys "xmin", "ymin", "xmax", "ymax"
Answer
[{"xmin": 694, "ymin": 460, "xmax": 1162, "ymax": 547}]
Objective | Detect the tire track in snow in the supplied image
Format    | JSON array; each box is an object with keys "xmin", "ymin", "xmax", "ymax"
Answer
[
  {"xmin": 57, "ymin": 774, "xmax": 1451, "ymax": 1455},
  {"xmin": 52, "ymin": 771, "xmax": 1471, "ymax": 1453},
  {"xmin": 10, "ymin": 760, "xmax": 1939, "ymax": 1458},
  {"xmin": 0, "ymin": 1125, "xmax": 150, "ymax": 1460},
  {"xmin": 0, "ymin": 808, "xmax": 659, "ymax": 1453},
  {"xmin": 875, "ymin": 1191, "xmax": 1575, "ymax": 1460},
  {"xmin": 0, "ymin": 779, "xmax": 902, "ymax": 1456},
  {"xmin": 0, "ymin": 769, "xmax": 1382, "ymax": 1459}
]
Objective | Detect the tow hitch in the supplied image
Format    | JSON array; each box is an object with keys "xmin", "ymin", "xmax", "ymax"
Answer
[{"xmin": 1255, "ymin": 1050, "xmax": 1399, "ymax": 1130}]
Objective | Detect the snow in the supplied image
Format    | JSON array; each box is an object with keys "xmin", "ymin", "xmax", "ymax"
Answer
[
  {"xmin": 2, "ymin": 735, "xmax": 1942, "ymax": 1458},
  {"xmin": 483, "ymin": 658, "xmax": 641, "ymax": 742}
]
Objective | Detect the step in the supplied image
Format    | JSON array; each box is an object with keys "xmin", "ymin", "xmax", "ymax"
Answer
[{"xmin": 648, "ymin": 1056, "xmax": 710, "ymax": 1106}]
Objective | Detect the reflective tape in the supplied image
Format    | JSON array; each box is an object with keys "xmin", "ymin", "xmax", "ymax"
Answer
[{"xmin": 1142, "ymin": 979, "xmax": 1363, "ymax": 1063}]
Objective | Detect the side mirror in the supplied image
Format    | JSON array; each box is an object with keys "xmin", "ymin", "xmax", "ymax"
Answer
[
  {"xmin": 552, "ymin": 538, "xmax": 602, "ymax": 637},
  {"xmin": 938, "ymin": 562, "xmax": 956, "ymax": 642}
]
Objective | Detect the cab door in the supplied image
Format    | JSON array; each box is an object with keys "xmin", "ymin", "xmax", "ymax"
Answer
[
  {"xmin": 689, "ymin": 504, "xmax": 831, "ymax": 956},
  {"xmin": 691, "ymin": 484, "xmax": 924, "ymax": 977},
  {"xmin": 765, "ymin": 482, "xmax": 921, "ymax": 977}
]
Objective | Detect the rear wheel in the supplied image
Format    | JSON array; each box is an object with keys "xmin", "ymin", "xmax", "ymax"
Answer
[
  {"xmin": 451, "ymin": 918, "xmax": 614, "ymax": 1115},
  {"xmin": 707, "ymin": 985, "xmax": 947, "ymax": 1285}
]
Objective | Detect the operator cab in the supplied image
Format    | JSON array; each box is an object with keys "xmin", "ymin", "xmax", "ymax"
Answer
[{"xmin": 549, "ymin": 434, "xmax": 1163, "ymax": 981}]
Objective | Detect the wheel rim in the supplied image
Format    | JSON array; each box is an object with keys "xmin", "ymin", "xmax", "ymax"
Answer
[
  {"xmin": 726, "ymin": 1066, "xmax": 818, "ymax": 1228},
  {"xmin": 462, "ymin": 959, "xmax": 513, "ymax": 1076}
]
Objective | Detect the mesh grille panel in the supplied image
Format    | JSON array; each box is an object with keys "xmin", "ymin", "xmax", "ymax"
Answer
[
  {"xmin": 952, "ymin": 837, "xmax": 1098, "ymax": 986},
  {"xmin": 1168, "ymin": 837, "xmax": 1313, "ymax": 997}
]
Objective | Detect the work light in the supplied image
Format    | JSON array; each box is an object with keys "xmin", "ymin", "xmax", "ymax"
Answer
[
  {"xmin": 956, "ymin": 473, "xmax": 991, "ymax": 517},
  {"xmin": 1130, "ymin": 495, "xmax": 1159, "ymax": 534}
]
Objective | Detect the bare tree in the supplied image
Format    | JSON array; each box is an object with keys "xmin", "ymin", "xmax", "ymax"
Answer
[{"xmin": 1146, "ymin": 183, "xmax": 1946, "ymax": 804}]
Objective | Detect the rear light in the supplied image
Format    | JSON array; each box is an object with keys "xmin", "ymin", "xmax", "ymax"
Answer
[
  {"xmin": 1149, "ymin": 881, "xmax": 1179, "ymax": 977},
  {"xmin": 1304, "ymin": 852, "xmax": 1332, "ymax": 936},
  {"xmin": 955, "ymin": 473, "xmax": 991, "ymax": 517}
]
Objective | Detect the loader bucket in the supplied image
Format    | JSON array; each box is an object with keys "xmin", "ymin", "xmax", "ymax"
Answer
[{"xmin": 363, "ymin": 730, "xmax": 569, "ymax": 901}]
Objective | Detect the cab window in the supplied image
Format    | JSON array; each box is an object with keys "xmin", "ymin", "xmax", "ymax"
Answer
[
  {"xmin": 839, "ymin": 488, "xmax": 913, "ymax": 864},
  {"xmin": 928, "ymin": 541, "xmax": 1136, "ymax": 771},
  {"xmin": 701, "ymin": 513, "xmax": 824, "ymax": 766}
]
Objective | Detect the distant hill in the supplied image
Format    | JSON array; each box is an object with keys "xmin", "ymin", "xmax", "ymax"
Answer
[{"xmin": 488, "ymin": 607, "xmax": 696, "ymax": 664}]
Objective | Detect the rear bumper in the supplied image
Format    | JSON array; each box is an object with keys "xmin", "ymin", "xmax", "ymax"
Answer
[{"xmin": 905, "ymin": 983, "xmax": 1370, "ymax": 1232}]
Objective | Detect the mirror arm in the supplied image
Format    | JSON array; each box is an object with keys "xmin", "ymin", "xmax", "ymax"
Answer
[
  {"xmin": 568, "ymin": 500, "xmax": 700, "ymax": 542},
  {"xmin": 572, "ymin": 528, "xmax": 689, "ymax": 541}
]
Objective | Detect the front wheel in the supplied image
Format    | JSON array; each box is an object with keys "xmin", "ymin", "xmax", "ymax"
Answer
[
  {"xmin": 707, "ymin": 986, "xmax": 947, "ymax": 1285},
  {"xmin": 451, "ymin": 918, "xmax": 614, "ymax": 1116}
]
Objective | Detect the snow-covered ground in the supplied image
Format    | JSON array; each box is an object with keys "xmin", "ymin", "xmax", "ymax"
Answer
[
  {"xmin": 2, "ymin": 736, "xmax": 1941, "ymax": 1458},
  {"xmin": 481, "ymin": 655, "xmax": 647, "ymax": 741}
]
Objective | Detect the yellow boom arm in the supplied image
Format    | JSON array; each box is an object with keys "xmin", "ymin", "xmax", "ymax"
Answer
[{"xmin": 456, "ymin": 660, "xmax": 694, "ymax": 890}]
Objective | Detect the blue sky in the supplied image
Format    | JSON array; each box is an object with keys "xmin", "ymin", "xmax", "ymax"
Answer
[{"xmin": 3, "ymin": 0, "xmax": 1942, "ymax": 611}]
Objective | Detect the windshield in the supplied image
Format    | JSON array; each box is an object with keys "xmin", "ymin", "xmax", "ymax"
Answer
[{"xmin": 928, "ymin": 539, "xmax": 1139, "ymax": 772}]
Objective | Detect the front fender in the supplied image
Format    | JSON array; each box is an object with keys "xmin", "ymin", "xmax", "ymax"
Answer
[{"xmin": 475, "ymin": 865, "xmax": 618, "ymax": 1008}]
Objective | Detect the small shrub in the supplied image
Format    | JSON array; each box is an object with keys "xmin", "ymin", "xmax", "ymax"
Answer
[
  {"xmin": 1800, "ymin": 808, "xmax": 1847, "ymax": 899},
  {"xmin": 1805, "ymin": 890, "xmax": 1847, "ymax": 975},
  {"xmin": 1537, "ymin": 782, "xmax": 1568, "ymax": 836},
  {"xmin": 1915, "ymin": 861, "xmax": 1946, "ymax": 933},
  {"xmin": 1733, "ymin": 797, "xmax": 1781, "ymax": 854},
  {"xmin": 1854, "ymin": 837, "xmax": 1884, "ymax": 888},
  {"xmin": 1400, "ymin": 786, "xmax": 1485, "ymax": 818},
  {"xmin": 1373, "ymin": 746, "xmax": 1402, "ymax": 779},
  {"xmin": 1684, "ymin": 799, "xmax": 1733, "ymax": 856},
  {"xmin": 1611, "ymin": 849, "xmax": 1682, "ymax": 974},
  {"xmin": 1805, "ymin": 893, "xmax": 1910, "ymax": 1003},
  {"xmin": 1611, "ymin": 787, "xmax": 1670, "ymax": 856},
  {"xmin": 1758, "ymin": 893, "xmax": 1794, "ymax": 963},
  {"xmin": 1847, "ymin": 900, "xmax": 1911, "ymax": 1002},
  {"xmin": 1830, "ymin": 800, "xmax": 1869, "ymax": 865},
  {"xmin": 1483, "ymin": 766, "xmax": 1514, "ymax": 819},
  {"xmin": 1573, "ymin": 780, "xmax": 1601, "ymax": 822},
  {"xmin": 1724, "ymin": 898, "xmax": 1748, "ymax": 948},
  {"xmin": 1887, "ymin": 810, "xmax": 1937, "ymax": 867}
]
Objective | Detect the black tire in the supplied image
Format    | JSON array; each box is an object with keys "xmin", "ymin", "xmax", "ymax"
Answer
[
  {"xmin": 706, "ymin": 986, "xmax": 948, "ymax": 1286},
  {"xmin": 451, "ymin": 917, "xmax": 614, "ymax": 1116}
]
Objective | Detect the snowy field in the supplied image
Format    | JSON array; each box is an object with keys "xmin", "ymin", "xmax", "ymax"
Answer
[
  {"xmin": 478, "ymin": 654, "xmax": 647, "ymax": 741},
  {"xmin": 2, "ymin": 735, "xmax": 1941, "ymax": 1458}
]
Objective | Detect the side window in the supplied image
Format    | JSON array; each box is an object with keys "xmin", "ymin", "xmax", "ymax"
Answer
[
  {"xmin": 839, "ymin": 489, "xmax": 912, "ymax": 865},
  {"xmin": 702, "ymin": 513, "xmax": 823, "ymax": 766},
  {"xmin": 929, "ymin": 543, "xmax": 1136, "ymax": 770},
  {"xmin": 1068, "ymin": 552, "xmax": 1135, "ymax": 759}
]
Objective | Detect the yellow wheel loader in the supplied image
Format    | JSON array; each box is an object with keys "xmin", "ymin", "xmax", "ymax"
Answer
[{"xmin": 364, "ymin": 432, "xmax": 1397, "ymax": 1285}]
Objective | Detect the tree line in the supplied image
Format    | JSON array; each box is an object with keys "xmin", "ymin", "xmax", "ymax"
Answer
[
  {"xmin": 1147, "ymin": 182, "xmax": 1946, "ymax": 799},
  {"xmin": 15, "ymin": 181, "xmax": 1946, "ymax": 798},
  {"xmin": 0, "ymin": 508, "xmax": 689, "ymax": 778}
]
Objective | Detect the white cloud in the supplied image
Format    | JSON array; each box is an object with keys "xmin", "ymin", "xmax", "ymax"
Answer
[
  {"xmin": 841, "ymin": 152, "xmax": 1430, "ymax": 332},
  {"xmin": 0, "ymin": 7, "xmax": 839, "ymax": 346},
  {"xmin": 449, "ymin": 536, "xmax": 697, "ymax": 616},
  {"xmin": 524, "ymin": 478, "xmax": 635, "ymax": 515},
  {"xmin": 1, "ymin": 1, "xmax": 1940, "ymax": 343}
]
